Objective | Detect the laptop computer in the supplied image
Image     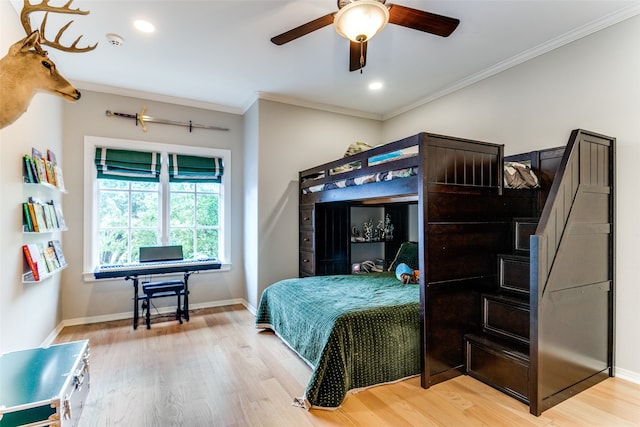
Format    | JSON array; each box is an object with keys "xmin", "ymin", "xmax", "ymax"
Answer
[{"xmin": 139, "ymin": 245, "xmax": 184, "ymax": 263}]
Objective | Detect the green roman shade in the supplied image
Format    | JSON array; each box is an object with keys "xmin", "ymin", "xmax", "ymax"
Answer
[
  {"xmin": 168, "ymin": 154, "xmax": 224, "ymax": 183},
  {"xmin": 94, "ymin": 148, "xmax": 161, "ymax": 182}
]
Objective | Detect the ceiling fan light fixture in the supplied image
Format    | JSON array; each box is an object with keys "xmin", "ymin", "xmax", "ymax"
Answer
[{"xmin": 334, "ymin": 0, "xmax": 389, "ymax": 43}]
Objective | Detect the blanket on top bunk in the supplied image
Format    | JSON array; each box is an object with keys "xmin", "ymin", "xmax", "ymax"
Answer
[
  {"xmin": 301, "ymin": 167, "xmax": 417, "ymax": 194},
  {"xmin": 255, "ymin": 272, "xmax": 420, "ymax": 409}
]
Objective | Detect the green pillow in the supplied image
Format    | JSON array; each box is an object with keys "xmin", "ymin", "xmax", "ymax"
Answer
[{"xmin": 388, "ymin": 242, "xmax": 419, "ymax": 271}]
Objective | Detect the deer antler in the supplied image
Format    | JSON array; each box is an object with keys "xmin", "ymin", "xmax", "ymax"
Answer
[{"xmin": 20, "ymin": 0, "xmax": 97, "ymax": 53}]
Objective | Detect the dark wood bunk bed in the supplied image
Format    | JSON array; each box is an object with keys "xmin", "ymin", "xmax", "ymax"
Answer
[{"xmin": 258, "ymin": 129, "xmax": 615, "ymax": 415}]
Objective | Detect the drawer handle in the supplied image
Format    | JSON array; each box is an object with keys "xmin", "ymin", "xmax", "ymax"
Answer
[
  {"xmin": 303, "ymin": 217, "xmax": 310, "ymax": 221},
  {"xmin": 74, "ymin": 368, "xmax": 86, "ymax": 390},
  {"xmin": 303, "ymin": 237, "xmax": 310, "ymax": 242},
  {"xmin": 303, "ymin": 259, "xmax": 310, "ymax": 263},
  {"xmin": 63, "ymin": 396, "xmax": 72, "ymax": 420}
]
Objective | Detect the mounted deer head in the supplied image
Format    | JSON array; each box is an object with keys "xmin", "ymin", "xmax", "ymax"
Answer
[{"xmin": 0, "ymin": 0, "xmax": 96, "ymax": 129}]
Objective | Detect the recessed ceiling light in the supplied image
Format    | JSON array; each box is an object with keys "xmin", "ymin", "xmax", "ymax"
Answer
[
  {"xmin": 369, "ymin": 81, "xmax": 383, "ymax": 90},
  {"xmin": 134, "ymin": 19, "xmax": 155, "ymax": 33}
]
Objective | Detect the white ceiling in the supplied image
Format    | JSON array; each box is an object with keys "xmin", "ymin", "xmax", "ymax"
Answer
[{"xmin": 8, "ymin": 0, "xmax": 640, "ymax": 119}]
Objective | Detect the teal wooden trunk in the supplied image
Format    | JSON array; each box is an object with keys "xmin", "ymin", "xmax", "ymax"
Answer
[{"xmin": 0, "ymin": 340, "xmax": 90, "ymax": 427}]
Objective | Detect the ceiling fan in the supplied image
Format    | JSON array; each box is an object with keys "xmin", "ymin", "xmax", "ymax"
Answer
[{"xmin": 271, "ymin": 0, "xmax": 460, "ymax": 72}]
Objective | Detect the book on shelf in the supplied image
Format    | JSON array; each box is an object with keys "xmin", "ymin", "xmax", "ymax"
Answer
[
  {"xmin": 43, "ymin": 246, "xmax": 60, "ymax": 272},
  {"xmin": 23, "ymin": 150, "xmax": 65, "ymax": 189},
  {"xmin": 46, "ymin": 203, "xmax": 59, "ymax": 229},
  {"xmin": 50, "ymin": 200, "xmax": 66, "ymax": 229},
  {"xmin": 22, "ymin": 202, "xmax": 34, "ymax": 232},
  {"xmin": 26, "ymin": 202, "xmax": 39, "ymax": 232},
  {"xmin": 45, "ymin": 160, "xmax": 57, "ymax": 186},
  {"xmin": 30, "ymin": 200, "xmax": 48, "ymax": 232},
  {"xmin": 31, "ymin": 148, "xmax": 48, "ymax": 183},
  {"xmin": 42, "ymin": 204, "xmax": 55, "ymax": 230},
  {"xmin": 47, "ymin": 149, "xmax": 57, "ymax": 165},
  {"xmin": 49, "ymin": 239, "xmax": 67, "ymax": 267},
  {"xmin": 23, "ymin": 154, "xmax": 37, "ymax": 183},
  {"xmin": 24, "ymin": 243, "xmax": 48, "ymax": 278},
  {"xmin": 22, "ymin": 244, "xmax": 40, "ymax": 281},
  {"xmin": 54, "ymin": 165, "xmax": 66, "ymax": 191},
  {"xmin": 25, "ymin": 198, "xmax": 65, "ymax": 232}
]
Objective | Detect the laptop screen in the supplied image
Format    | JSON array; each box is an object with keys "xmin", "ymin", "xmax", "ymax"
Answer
[{"xmin": 139, "ymin": 245, "xmax": 184, "ymax": 263}]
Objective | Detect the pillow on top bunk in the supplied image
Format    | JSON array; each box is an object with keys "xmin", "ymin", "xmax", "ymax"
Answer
[
  {"xmin": 344, "ymin": 141, "xmax": 372, "ymax": 157},
  {"xmin": 504, "ymin": 162, "xmax": 540, "ymax": 189},
  {"xmin": 388, "ymin": 242, "xmax": 419, "ymax": 272},
  {"xmin": 332, "ymin": 141, "xmax": 373, "ymax": 174}
]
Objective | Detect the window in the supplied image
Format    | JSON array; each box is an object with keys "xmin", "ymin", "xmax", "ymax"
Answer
[{"xmin": 84, "ymin": 136, "xmax": 230, "ymax": 275}]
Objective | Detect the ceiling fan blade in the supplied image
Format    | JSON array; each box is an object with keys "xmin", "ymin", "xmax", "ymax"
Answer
[
  {"xmin": 271, "ymin": 13, "xmax": 336, "ymax": 45},
  {"xmin": 387, "ymin": 4, "xmax": 460, "ymax": 37},
  {"xmin": 349, "ymin": 40, "xmax": 368, "ymax": 72}
]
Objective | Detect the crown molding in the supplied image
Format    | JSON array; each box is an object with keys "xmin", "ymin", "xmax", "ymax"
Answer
[
  {"xmin": 253, "ymin": 92, "xmax": 383, "ymax": 121},
  {"xmin": 73, "ymin": 80, "xmax": 245, "ymax": 115}
]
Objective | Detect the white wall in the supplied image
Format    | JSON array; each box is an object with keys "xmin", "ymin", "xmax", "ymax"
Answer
[
  {"xmin": 0, "ymin": 0, "xmax": 65, "ymax": 352},
  {"xmin": 60, "ymin": 90, "xmax": 245, "ymax": 322},
  {"xmin": 243, "ymin": 101, "xmax": 260, "ymax": 309},
  {"xmin": 383, "ymin": 15, "xmax": 640, "ymax": 381},
  {"xmin": 246, "ymin": 99, "xmax": 382, "ymax": 307}
]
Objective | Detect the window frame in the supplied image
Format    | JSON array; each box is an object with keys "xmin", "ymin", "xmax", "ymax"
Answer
[{"xmin": 83, "ymin": 136, "xmax": 231, "ymax": 279}]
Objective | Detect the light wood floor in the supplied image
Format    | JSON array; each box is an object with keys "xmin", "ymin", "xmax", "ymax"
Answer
[{"xmin": 55, "ymin": 305, "xmax": 640, "ymax": 427}]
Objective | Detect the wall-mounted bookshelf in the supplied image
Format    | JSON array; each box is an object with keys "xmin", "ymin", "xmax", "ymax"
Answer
[{"xmin": 21, "ymin": 149, "xmax": 68, "ymax": 283}]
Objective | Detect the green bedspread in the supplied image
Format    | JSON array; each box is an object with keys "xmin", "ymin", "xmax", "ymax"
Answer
[{"xmin": 255, "ymin": 272, "xmax": 421, "ymax": 409}]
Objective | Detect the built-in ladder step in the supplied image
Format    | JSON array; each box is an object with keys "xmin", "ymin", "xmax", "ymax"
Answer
[
  {"xmin": 464, "ymin": 334, "xmax": 530, "ymax": 404},
  {"xmin": 467, "ymin": 217, "xmax": 538, "ymax": 404},
  {"xmin": 513, "ymin": 217, "xmax": 538, "ymax": 253},
  {"xmin": 498, "ymin": 254, "xmax": 530, "ymax": 296},
  {"xmin": 482, "ymin": 294, "xmax": 530, "ymax": 344}
]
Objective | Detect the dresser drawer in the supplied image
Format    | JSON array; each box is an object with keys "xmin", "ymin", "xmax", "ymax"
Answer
[
  {"xmin": 465, "ymin": 335, "xmax": 529, "ymax": 404},
  {"xmin": 300, "ymin": 231, "xmax": 314, "ymax": 251},
  {"xmin": 299, "ymin": 207, "xmax": 314, "ymax": 230},
  {"xmin": 300, "ymin": 250, "xmax": 315, "ymax": 275}
]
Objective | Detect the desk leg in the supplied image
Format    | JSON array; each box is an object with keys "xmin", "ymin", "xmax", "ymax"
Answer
[
  {"xmin": 131, "ymin": 277, "xmax": 140, "ymax": 329},
  {"xmin": 183, "ymin": 272, "xmax": 191, "ymax": 321}
]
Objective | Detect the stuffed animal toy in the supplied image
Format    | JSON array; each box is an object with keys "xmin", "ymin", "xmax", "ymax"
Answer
[{"xmin": 395, "ymin": 263, "xmax": 418, "ymax": 284}]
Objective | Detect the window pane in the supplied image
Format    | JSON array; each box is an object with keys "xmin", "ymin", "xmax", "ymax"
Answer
[
  {"xmin": 99, "ymin": 179, "xmax": 128, "ymax": 190},
  {"xmin": 197, "ymin": 229, "xmax": 218, "ymax": 258},
  {"xmin": 170, "ymin": 193, "xmax": 195, "ymax": 227},
  {"xmin": 99, "ymin": 230, "xmax": 128, "ymax": 264},
  {"xmin": 97, "ymin": 178, "xmax": 161, "ymax": 266},
  {"xmin": 170, "ymin": 182, "xmax": 194, "ymax": 192},
  {"xmin": 99, "ymin": 191, "xmax": 129, "ymax": 227},
  {"xmin": 131, "ymin": 229, "xmax": 159, "ymax": 262},
  {"xmin": 131, "ymin": 181, "xmax": 159, "ymax": 191},
  {"xmin": 131, "ymin": 191, "xmax": 159, "ymax": 228},
  {"xmin": 196, "ymin": 194, "xmax": 218, "ymax": 226},
  {"xmin": 170, "ymin": 228, "xmax": 194, "ymax": 259},
  {"xmin": 197, "ymin": 182, "xmax": 219, "ymax": 192}
]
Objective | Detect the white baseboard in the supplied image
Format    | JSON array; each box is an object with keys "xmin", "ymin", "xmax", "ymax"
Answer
[
  {"xmin": 243, "ymin": 301, "xmax": 257, "ymax": 315},
  {"xmin": 41, "ymin": 323, "xmax": 66, "ymax": 347},
  {"xmin": 615, "ymin": 366, "xmax": 640, "ymax": 384},
  {"xmin": 43, "ymin": 298, "xmax": 250, "ymax": 346}
]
